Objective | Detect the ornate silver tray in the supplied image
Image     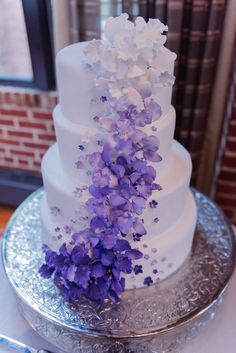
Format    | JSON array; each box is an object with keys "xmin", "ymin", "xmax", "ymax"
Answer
[{"xmin": 1, "ymin": 189, "xmax": 235, "ymax": 353}]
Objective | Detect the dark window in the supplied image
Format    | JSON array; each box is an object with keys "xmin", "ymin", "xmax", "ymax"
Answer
[{"xmin": 0, "ymin": 0, "xmax": 55, "ymax": 90}]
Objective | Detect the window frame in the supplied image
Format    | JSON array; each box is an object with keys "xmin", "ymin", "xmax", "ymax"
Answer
[{"xmin": 0, "ymin": 0, "xmax": 55, "ymax": 90}]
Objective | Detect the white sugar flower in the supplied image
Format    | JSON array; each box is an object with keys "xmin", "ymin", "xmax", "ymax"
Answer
[
  {"xmin": 104, "ymin": 13, "xmax": 134, "ymax": 45},
  {"xmin": 84, "ymin": 39, "xmax": 106, "ymax": 63},
  {"xmin": 126, "ymin": 88, "xmax": 144, "ymax": 111}
]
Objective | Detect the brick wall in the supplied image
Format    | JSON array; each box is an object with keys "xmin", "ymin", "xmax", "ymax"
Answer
[
  {"xmin": 0, "ymin": 87, "xmax": 57, "ymax": 173},
  {"xmin": 215, "ymin": 92, "xmax": 236, "ymax": 225}
]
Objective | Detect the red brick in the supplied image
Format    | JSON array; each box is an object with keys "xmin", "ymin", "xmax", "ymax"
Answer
[
  {"xmin": 219, "ymin": 170, "xmax": 236, "ymax": 182},
  {"xmin": 10, "ymin": 149, "xmax": 35, "ymax": 157},
  {"xmin": 8, "ymin": 131, "xmax": 33, "ymax": 138},
  {"xmin": 222, "ymin": 208, "xmax": 234, "ymax": 219},
  {"xmin": 228, "ymin": 124, "xmax": 236, "ymax": 137},
  {"xmin": 221, "ymin": 155, "xmax": 236, "ymax": 168},
  {"xmin": 4, "ymin": 92, "xmax": 12, "ymax": 104},
  {"xmin": 33, "ymin": 161, "xmax": 41, "ymax": 168},
  {"xmin": 217, "ymin": 183, "xmax": 236, "ymax": 194},
  {"xmin": 0, "ymin": 119, "xmax": 14, "ymax": 126},
  {"xmin": 226, "ymin": 140, "xmax": 236, "ymax": 151},
  {"xmin": 4, "ymin": 157, "xmax": 13, "ymax": 162},
  {"xmin": 0, "ymin": 147, "xmax": 5, "ymax": 153},
  {"xmin": 0, "ymin": 108, "xmax": 27, "ymax": 117},
  {"xmin": 19, "ymin": 121, "xmax": 46, "ymax": 130},
  {"xmin": 33, "ymin": 111, "xmax": 52, "ymax": 120},
  {"xmin": 14, "ymin": 93, "xmax": 23, "ymax": 106},
  {"xmin": 24, "ymin": 142, "xmax": 49, "ymax": 149},
  {"xmin": 215, "ymin": 196, "xmax": 236, "ymax": 208},
  {"xmin": 38, "ymin": 133, "xmax": 55, "ymax": 141},
  {"xmin": 0, "ymin": 138, "xmax": 20, "ymax": 146},
  {"xmin": 18, "ymin": 159, "xmax": 28, "ymax": 165}
]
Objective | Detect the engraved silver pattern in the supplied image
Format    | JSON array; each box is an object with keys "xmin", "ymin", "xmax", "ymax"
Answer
[{"xmin": 2, "ymin": 188, "xmax": 235, "ymax": 353}]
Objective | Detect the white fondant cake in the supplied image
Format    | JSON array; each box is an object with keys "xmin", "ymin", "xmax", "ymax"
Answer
[{"xmin": 40, "ymin": 14, "xmax": 197, "ymax": 303}]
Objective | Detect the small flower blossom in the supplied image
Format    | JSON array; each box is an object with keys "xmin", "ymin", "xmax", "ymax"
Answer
[
  {"xmin": 78, "ymin": 144, "xmax": 85, "ymax": 151},
  {"xmin": 149, "ymin": 200, "xmax": 158, "ymax": 208},
  {"xmin": 144, "ymin": 276, "xmax": 153, "ymax": 286},
  {"xmin": 50, "ymin": 206, "xmax": 60, "ymax": 216},
  {"xmin": 134, "ymin": 265, "xmax": 143, "ymax": 274}
]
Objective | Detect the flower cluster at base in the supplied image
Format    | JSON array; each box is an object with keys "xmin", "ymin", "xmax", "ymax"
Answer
[{"xmin": 39, "ymin": 14, "xmax": 175, "ymax": 305}]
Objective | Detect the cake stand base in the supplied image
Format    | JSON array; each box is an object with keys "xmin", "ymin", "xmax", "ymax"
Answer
[{"xmin": 2, "ymin": 189, "xmax": 235, "ymax": 353}]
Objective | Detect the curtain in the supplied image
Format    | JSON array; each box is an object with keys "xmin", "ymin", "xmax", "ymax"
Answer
[
  {"xmin": 57, "ymin": 0, "xmax": 234, "ymax": 191},
  {"xmin": 214, "ymin": 56, "xmax": 236, "ymax": 225}
]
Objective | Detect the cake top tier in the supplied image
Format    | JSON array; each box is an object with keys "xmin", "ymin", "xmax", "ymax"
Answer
[{"xmin": 56, "ymin": 14, "xmax": 177, "ymax": 126}]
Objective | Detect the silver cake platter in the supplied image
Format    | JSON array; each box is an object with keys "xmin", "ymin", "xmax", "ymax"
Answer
[{"xmin": 1, "ymin": 188, "xmax": 235, "ymax": 353}]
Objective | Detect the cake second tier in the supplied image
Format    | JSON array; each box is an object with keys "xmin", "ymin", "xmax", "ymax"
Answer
[{"xmin": 41, "ymin": 139, "xmax": 192, "ymax": 245}]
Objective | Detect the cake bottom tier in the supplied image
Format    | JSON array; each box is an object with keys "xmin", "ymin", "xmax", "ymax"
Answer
[{"xmin": 40, "ymin": 189, "xmax": 197, "ymax": 289}]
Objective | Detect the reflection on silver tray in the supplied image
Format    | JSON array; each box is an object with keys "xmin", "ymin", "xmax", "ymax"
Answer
[{"xmin": 2, "ymin": 188, "xmax": 235, "ymax": 353}]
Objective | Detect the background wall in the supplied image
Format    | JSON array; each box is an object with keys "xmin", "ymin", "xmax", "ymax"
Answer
[{"xmin": 0, "ymin": 88, "xmax": 56, "ymax": 172}]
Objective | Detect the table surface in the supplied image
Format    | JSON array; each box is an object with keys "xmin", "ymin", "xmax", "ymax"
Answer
[{"xmin": 0, "ymin": 244, "xmax": 236, "ymax": 353}]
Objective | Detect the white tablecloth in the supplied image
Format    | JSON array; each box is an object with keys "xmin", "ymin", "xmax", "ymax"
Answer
[{"xmin": 0, "ymin": 247, "xmax": 236, "ymax": 353}]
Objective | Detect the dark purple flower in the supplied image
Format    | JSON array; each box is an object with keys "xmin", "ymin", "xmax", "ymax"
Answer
[
  {"xmin": 126, "ymin": 249, "xmax": 143, "ymax": 260},
  {"xmin": 113, "ymin": 239, "xmax": 131, "ymax": 252},
  {"xmin": 144, "ymin": 276, "xmax": 153, "ymax": 286},
  {"xmin": 89, "ymin": 152, "xmax": 105, "ymax": 171},
  {"xmin": 134, "ymin": 265, "xmax": 143, "ymax": 275},
  {"xmin": 71, "ymin": 245, "xmax": 90, "ymax": 265},
  {"xmin": 91, "ymin": 262, "xmax": 106, "ymax": 278},
  {"xmin": 116, "ymin": 216, "xmax": 133, "ymax": 234},
  {"xmin": 74, "ymin": 265, "xmax": 91, "ymax": 289},
  {"xmin": 109, "ymin": 194, "xmax": 127, "ymax": 208},
  {"xmin": 101, "ymin": 230, "xmax": 117, "ymax": 249},
  {"xmin": 101, "ymin": 250, "xmax": 115, "ymax": 266},
  {"xmin": 39, "ymin": 264, "xmax": 54, "ymax": 278},
  {"xmin": 101, "ymin": 96, "xmax": 107, "ymax": 102},
  {"xmin": 133, "ymin": 233, "xmax": 142, "ymax": 241},
  {"xmin": 115, "ymin": 255, "xmax": 132, "ymax": 274},
  {"xmin": 149, "ymin": 200, "xmax": 158, "ymax": 208},
  {"xmin": 132, "ymin": 197, "xmax": 146, "ymax": 215}
]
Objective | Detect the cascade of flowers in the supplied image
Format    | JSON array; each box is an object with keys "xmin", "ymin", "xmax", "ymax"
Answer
[{"xmin": 39, "ymin": 14, "xmax": 175, "ymax": 305}]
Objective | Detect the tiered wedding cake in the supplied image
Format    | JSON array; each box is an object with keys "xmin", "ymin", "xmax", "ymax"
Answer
[{"xmin": 39, "ymin": 14, "xmax": 197, "ymax": 304}]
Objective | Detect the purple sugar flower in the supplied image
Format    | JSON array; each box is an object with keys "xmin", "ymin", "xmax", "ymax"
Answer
[
  {"xmin": 101, "ymin": 250, "xmax": 115, "ymax": 266},
  {"xmin": 149, "ymin": 200, "xmax": 158, "ymax": 208},
  {"xmin": 113, "ymin": 239, "xmax": 131, "ymax": 252},
  {"xmin": 146, "ymin": 99, "xmax": 162, "ymax": 122},
  {"xmin": 115, "ymin": 255, "xmax": 132, "ymax": 274},
  {"xmin": 75, "ymin": 160, "xmax": 84, "ymax": 169},
  {"xmin": 50, "ymin": 206, "xmax": 60, "ymax": 216},
  {"xmin": 74, "ymin": 265, "xmax": 91, "ymax": 289},
  {"xmin": 126, "ymin": 249, "xmax": 143, "ymax": 260},
  {"xmin": 144, "ymin": 276, "xmax": 153, "ymax": 286},
  {"xmin": 88, "ymin": 152, "xmax": 105, "ymax": 171},
  {"xmin": 101, "ymin": 231, "xmax": 117, "ymax": 249},
  {"xmin": 39, "ymin": 264, "xmax": 54, "ymax": 278},
  {"xmin": 133, "ymin": 218, "xmax": 147, "ymax": 236},
  {"xmin": 101, "ymin": 96, "xmax": 107, "ymax": 102},
  {"xmin": 109, "ymin": 194, "xmax": 127, "ymax": 207},
  {"xmin": 133, "ymin": 233, "xmax": 142, "ymax": 241},
  {"xmin": 134, "ymin": 265, "xmax": 143, "ymax": 275},
  {"xmin": 132, "ymin": 197, "xmax": 146, "ymax": 215},
  {"xmin": 116, "ymin": 216, "xmax": 133, "ymax": 234},
  {"xmin": 91, "ymin": 262, "xmax": 106, "ymax": 278},
  {"xmin": 99, "ymin": 116, "xmax": 117, "ymax": 132},
  {"xmin": 78, "ymin": 144, "xmax": 85, "ymax": 151}
]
